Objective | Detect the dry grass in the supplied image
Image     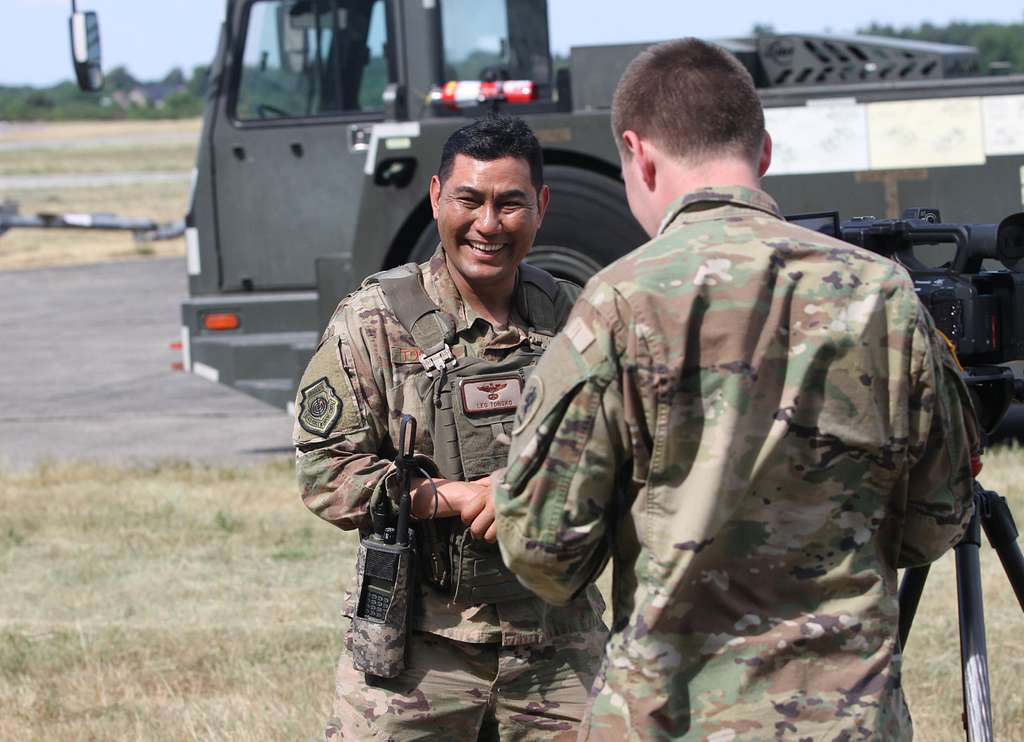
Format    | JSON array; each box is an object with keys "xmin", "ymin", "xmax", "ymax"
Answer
[
  {"xmin": 900, "ymin": 445, "xmax": 1024, "ymax": 740},
  {"xmin": 0, "ymin": 143, "xmax": 198, "ymax": 177},
  {"xmin": 0, "ymin": 458, "xmax": 355, "ymax": 741},
  {"xmin": 0, "ymin": 120, "xmax": 201, "ymax": 144},
  {"xmin": 1, "ymin": 119, "xmax": 199, "ymax": 271},
  {"xmin": 1, "ymin": 182, "xmax": 190, "ymax": 270},
  {"xmin": 3, "ymin": 450, "xmax": 1024, "ymax": 739}
]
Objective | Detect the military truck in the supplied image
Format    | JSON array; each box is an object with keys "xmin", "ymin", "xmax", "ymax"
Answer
[{"xmin": 70, "ymin": 1, "xmax": 1024, "ymax": 411}]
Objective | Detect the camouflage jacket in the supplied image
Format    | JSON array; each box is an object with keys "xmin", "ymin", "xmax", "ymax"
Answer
[
  {"xmin": 294, "ymin": 246, "xmax": 604, "ymax": 645},
  {"xmin": 494, "ymin": 186, "xmax": 979, "ymax": 739}
]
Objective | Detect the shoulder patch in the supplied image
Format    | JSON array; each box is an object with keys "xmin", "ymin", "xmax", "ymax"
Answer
[
  {"xmin": 512, "ymin": 375, "xmax": 544, "ymax": 435},
  {"xmin": 298, "ymin": 378, "xmax": 343, "ymax": 437}
]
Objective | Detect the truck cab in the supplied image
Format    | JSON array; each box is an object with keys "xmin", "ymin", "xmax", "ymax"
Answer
[{"xmin": 181, "ymin": 0, "xmax": 646, "ymax": 408}]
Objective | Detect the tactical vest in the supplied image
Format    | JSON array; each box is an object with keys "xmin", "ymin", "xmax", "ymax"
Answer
[{"xmin": 372, "ymin": 262, "xmax": 564, "ymax": 605}]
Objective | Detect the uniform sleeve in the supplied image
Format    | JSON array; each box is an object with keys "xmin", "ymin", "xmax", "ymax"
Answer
[
  {"xmin": 293, "ymin": 297, "xmax": 406, "ymax": 532},
  {"xmin": 494, "ymin": 284, "xmax": 631, "ymax": 605},
  {"xmin": 899, "ymin": 305, "xmax": 980, "ymax": 568}
]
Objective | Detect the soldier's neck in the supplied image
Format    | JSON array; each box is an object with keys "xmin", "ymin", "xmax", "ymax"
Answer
[
  {"xmin": 652, "ymin": 157, "xmax": 762, "ymax": 226},
  {"xmin": 451, "ymin": 272, "xmax": 515, "ymax": 329}
]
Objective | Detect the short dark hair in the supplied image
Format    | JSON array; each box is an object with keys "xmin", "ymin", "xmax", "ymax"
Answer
[
  {"xmin": 612, "ymin": 38, "xmax": 765, "ymax": 165},
  {"xmin": 437, "ymin": 115, "xmax": 544, "ymax": 192}
]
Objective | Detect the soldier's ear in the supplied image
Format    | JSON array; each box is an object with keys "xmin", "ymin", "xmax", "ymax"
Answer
[
  {"xmin": 757, "ymin": 131, "xmax": 773, "ymax": 178},
  {"xmin": 429, "ymin": 175, "xmax": 442, "ymax": 219},
  {"xmin": 621, "ymin": 129, "xmax": 640, "ymax": 158},
  {"xmin": 623, "ymin": 131, "xmax": 656, "ymax": 192},
  {"xmin": 536, "ymin": 185, "xmax": 550, "ymax": 223}
]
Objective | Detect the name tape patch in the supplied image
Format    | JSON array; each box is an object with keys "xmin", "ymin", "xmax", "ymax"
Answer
[{"xmin": 461, "ymin": 376, "xmax": 522, "ymax": 414}]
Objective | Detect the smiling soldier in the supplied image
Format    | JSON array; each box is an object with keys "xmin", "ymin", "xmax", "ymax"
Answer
[{"xmin": 293, "ymin": 116, "xmax": 607, "ymax": 741}]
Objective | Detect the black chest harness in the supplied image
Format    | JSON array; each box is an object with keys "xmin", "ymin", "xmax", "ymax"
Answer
[{"xmin": 373, "ymin": 262, "xmax": 562, "ymax": 604}]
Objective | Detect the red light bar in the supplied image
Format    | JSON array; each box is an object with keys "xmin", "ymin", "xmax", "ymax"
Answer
[{"xmin": 431, "ymin": 80, "xmax": 537, "ymax": 110}]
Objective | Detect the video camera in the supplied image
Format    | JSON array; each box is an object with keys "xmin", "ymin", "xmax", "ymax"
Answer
[{"xmin": 788, "ymin": 207, "xmax": 1024, "ymax": 433}]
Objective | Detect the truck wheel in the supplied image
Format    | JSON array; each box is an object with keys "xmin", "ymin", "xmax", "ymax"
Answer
[
  {"xmin": 529, "ymin": 165, "xmax": 647, "ymax": 286},
  {"xmin": 407, "ymin": 165, "xmax": 645, "ymax": 287}
]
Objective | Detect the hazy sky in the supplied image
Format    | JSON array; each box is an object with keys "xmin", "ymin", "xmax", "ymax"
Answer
[{"xmin": 1, "ymin": 0, "xmax": 1022, "ymax": 86}]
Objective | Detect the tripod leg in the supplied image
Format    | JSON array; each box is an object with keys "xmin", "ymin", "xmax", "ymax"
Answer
[
  {"xmin": 976, "ymin": 484, "xmax": 1024, "ymax": 611},
  {"xmin": 898, "ymin": 565, "xmax": 930, "ymax": 649},
  {"xmin": 955, "ymin": 508, "xmax": 994, "ymax": 741}
]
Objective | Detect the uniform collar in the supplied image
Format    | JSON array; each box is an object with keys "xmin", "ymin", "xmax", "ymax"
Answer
[
  {"xmin": 421, "ymin": 245, "xmax": 527, "ymax": 334},
  {"xmin": 656, "ymin": 185, "xmax": 782, "ymax": 236}
]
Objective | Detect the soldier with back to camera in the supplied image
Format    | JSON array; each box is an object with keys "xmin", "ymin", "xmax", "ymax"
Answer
[
  {"xmin": 492, "ymin": 39, "xmax": 981, "ymax": 740},
  {"xmin": 293, "ymin": 115, "xmax": 606, "ymax": 741}
]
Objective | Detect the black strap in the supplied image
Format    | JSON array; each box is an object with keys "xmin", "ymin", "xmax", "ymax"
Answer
[
  {"xmin": 379, "ymin": 261, "xmax": 565, "ymax": 349},
  {"xmin": 378, "ymin": 265, "xmax": 455, "ymax": 353},
  {"xmin": 516, "ymin": 263, "xmax": 561, "ymax": 335}
]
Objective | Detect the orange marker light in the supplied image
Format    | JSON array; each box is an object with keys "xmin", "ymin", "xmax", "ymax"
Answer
[{"xmin": 203, "ymin": 312, "xmax": 240, "ymax": 331}]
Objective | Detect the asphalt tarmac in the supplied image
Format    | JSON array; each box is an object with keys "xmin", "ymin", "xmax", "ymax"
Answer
[{"xmin": 0, "ymin": 257, "xmax": 292, "ymax": 469}]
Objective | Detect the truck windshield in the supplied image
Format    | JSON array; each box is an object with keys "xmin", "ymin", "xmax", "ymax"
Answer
[
  {"xmin": 235, "ymin": 0, "xmax": 390, "ymax": 120},
  {"xmin": 440, "ymin": 0, "xmax": 551, "ymax": 87}
]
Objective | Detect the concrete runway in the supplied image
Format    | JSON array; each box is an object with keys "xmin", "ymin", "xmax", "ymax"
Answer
[{"xmin": 0, "ymin": 257, "xmax": 293, "ymax": 469}]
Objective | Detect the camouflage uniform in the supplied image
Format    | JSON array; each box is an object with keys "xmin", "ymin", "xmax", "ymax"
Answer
[
  {"xmin": 294, "ymin": 247, "xmax": 607, "ymax": 740},
  {"xmin": 494, "ymin": 186, "xmax": 979, "ymax": 740}
]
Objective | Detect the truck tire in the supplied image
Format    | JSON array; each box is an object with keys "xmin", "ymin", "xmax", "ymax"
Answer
[{"xmin": 407, "ymin": 165, "xmax": 646, "ymax": 287}]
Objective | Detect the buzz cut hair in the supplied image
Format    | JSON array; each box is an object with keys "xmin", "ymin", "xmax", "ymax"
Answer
[{"xmin": 611, "ymin": 38, "xmax": 765, "ymax": 165}]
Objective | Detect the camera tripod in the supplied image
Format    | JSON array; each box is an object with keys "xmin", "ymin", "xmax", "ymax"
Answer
[
  {"xmin": 899, "ymin": 481, "xmax": 1024, "ymax": 741},
  {"xmin": 898, "ymin": 368, "xmax": 1024, "ymax": 741}
]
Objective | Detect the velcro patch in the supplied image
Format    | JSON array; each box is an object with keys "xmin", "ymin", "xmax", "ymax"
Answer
[
  {"xmin": 298, "ymin": 378, "xmax": 342, "ymax": 436},
  {"xmin": 564, "ymin": 316, "xmax": 595, "ymax": 354},
  {"xmin": 461, "ymin": 376, "xmax": 522, "ymax": 414}
]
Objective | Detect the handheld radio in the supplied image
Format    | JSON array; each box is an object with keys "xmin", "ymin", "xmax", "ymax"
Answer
[{"xmin": 350, "ymin": 414, "xmax": 418, "ymax": 677}]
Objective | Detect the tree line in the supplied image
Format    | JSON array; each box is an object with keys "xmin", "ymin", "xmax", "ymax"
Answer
[
  {"xmin": 0, "ymin": 65, "xmax": 209, "ymax": 122},
  {"xmin": 2, "ymin": 20, "xmax": 1022, "ymax": 121}
]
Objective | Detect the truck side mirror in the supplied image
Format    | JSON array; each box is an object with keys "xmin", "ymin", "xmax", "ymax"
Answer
[{"xmin": 69, "ymin": 10, "xmax": 103, "ymax": 92}]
